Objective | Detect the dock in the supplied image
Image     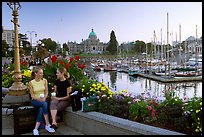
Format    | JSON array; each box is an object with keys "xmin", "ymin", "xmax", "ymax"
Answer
[{"xmin": 136, "ymin": 73, "xmax": 202, "ymax": 83}]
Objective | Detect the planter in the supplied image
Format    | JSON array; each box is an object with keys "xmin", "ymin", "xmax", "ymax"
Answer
[{"xmin": 63, "ymin": 107, "xmax": 185, "ymax": 135}]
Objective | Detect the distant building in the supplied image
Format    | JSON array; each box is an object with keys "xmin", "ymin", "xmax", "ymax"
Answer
[
  {"xmin": 186, "ymin": 36, "xmax": 202, "ymax": 55},
  {"xmin": 2, "ymin": 29, "xmax": 14, "ymax": 51},
  {"xmin": 67, "ymin": 29, "xmax": 108, "ymax": 54}
]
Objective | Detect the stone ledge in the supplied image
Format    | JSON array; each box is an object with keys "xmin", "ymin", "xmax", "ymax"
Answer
[{"xmin": 64, "ymin": 107, "xmax": 185, "ymax": 135}]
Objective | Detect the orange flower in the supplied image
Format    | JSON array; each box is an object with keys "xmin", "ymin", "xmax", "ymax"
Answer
[{"xmin": 60, "ymin": 60, "xmax": 64, "ymax": 65}]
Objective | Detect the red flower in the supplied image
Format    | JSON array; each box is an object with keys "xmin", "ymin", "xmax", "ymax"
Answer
[
  {"xmin": 51, "ymin": 55, "xmax": 58, "ymax": 63},
  {"xmin": 60, "ymin": 60, "xmax": 64, "ymax": 65},
  {"xmin": 155, "ymin": 102, "xmax": 158, "ymax": 106},
  {"xmin": 75, "ymin": 55, "xmax": 80, "ymax": 61},
  {"xmin": 150, "ymin": 100, "xmax": 155, "ymax": 105},
  {"xmin": 65, "ymin": 63, "xmax": 71, "ymax": 69},
  {"xmin": 70, "ymin": 57, "xmax": 74, "ymax": 63},
  {"xmin": 81, "ymin": 64, "xmax": 86, "ymax": 69},
  {"xmin": 77, "ymin": 63, "xmax": 86, "ymax": 69},
  {"xmin": 21, "ymin": 61, "xmax": 29, "ymax": 66}
]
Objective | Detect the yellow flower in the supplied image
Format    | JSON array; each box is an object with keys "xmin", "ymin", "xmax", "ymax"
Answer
[
  {"xmin": 23, "ymin": 70, "xmax": 32, "ymax": 77},
  {"xmin": 101, "ymin": 87, "xmax": 106, "ymax": 91},
  {"xmin": 196, "ymin": 110, "xmax": 200, "ymax": 113}
]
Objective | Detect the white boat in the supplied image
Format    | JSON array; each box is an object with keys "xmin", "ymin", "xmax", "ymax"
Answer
[{"xmin": 187, "ymin": 54, "xmax": 202, "ymax": 66}]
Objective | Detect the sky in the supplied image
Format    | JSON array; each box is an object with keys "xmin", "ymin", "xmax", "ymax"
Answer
[{"xmin": 2, "ymin": 2, "xmax": 202, "ymax": 46}]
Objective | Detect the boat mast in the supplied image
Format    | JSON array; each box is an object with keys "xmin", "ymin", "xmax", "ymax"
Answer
[
  {"xmin": 167, "ymin": 12, "xmax": 171, "ymax": 77},
  {"xmin": 170, "ymin": 31, "xmax": 174, "ymax": 68},
  {"xmin": 146, "ymin": 41, "xmax": 148, "ymax": 73},
  {"xmin": 167, "ymin": 12, "xmax": 169, "ymax": 63},
  {"xmin": 153, "ymin": 30, "xmax": 157, "ymax": 60},
  {"xmin": 184, "ymin": 38, "xmax": 187, "ymax": 69},
  {"xmin": 161, "ymin": 28, "xmax": 163, "ymax": 61},
  {"xmin": 195, "ymin": 25, "xmax": 198, "ymax": 72},
  {"xmin": 179, "ymin": 24, "xmax": 182, "ymax": 67}
]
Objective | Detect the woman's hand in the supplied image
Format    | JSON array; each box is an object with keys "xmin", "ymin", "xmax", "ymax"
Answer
[
  {"xmin": 51, "ymin": 96, "xmax": 61, "ymax": 101},
  {"xmin": 38, "ymin": 97, "xmax": 46, "ymax": 102}
]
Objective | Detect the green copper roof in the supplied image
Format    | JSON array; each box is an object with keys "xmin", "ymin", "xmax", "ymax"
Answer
[
  {"xmin": 89, "ymin": 29, "xmax": 97, "ymax": 38},
  {"xmin": 89, "ymin": 31, "xmax": 96, "ymax": 36}
]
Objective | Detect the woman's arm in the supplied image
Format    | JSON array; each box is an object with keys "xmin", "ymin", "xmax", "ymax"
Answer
[
  {"xmin": 54, "ymin": 85, "xmax": 57, "ymax": 94},
  {"xmin": 44, "ymin": 79, "xmax": 49, "ymax": 99}
]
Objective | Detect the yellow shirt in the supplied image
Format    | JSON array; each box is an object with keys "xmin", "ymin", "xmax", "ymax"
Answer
[{"xmin": 31, "ymin": 78, "xmax": 46, "ymax": 98}]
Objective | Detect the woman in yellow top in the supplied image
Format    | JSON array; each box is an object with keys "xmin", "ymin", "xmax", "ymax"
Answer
[{"xmin": 28, "ymin": 66, "xmax": 55, "ymax": 135}]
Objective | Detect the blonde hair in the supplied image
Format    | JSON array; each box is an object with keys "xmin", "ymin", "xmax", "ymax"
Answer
[
  {"xmin": 31, "ymin": 66, "xmax": 43, "ymax": 80},
  {"xmin": 57, "ymin": 67, "xmax": 70, "ymax": 79}
]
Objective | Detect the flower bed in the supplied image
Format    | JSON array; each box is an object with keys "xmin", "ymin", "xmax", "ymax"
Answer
[{"xmin": 97, "ymin": 89, "xmax": 202, "ymax": 135}]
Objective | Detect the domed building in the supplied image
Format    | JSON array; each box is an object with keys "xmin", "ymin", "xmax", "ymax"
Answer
[{"xmin": 67, "ymin": 29, "xmax": 108, "ymax": 54}]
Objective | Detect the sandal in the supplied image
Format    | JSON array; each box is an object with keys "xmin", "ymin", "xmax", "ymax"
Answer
[{"xmin": 51, "ymin": 124, "xmax": 58, "ymax": 130}]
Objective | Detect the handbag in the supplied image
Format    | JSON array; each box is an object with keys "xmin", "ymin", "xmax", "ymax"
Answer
[
  {"xmin": 13, "ymin": 106, "xmax": 38, "ymax": 135},
  {"xmin": 70, "ymin": 90, "xmax": 82, "ymax": 111},
  {"xmin": 81, "ymin": 95, "xmax": 99, "ymax": 112}
]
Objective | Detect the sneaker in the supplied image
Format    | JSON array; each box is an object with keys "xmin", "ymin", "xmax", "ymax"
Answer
[
  {"xmin": 33, "ymin": 129, "xmax": 39, "ymax": 135},
  {"xmin": 45, "ymin": 124, "xmax": 55, "ymax": 133}
]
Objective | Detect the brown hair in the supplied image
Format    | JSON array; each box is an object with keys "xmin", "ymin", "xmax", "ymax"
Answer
[
  {"xmin": 57, "ymin": 67, "xmax": 70, "ymax": 79},
  {"xmin": 30, "ymin": 66, "xmax": 43, "ymax": 80}
]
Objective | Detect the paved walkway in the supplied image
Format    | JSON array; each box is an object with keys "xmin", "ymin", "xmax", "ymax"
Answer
[
  {"xmin": 2, "ymin": 107, "xmax": 84, "ymax": 135},
  {"xmin": 2, "ymin": 121, "xmax": 84, "ymax": 135}
]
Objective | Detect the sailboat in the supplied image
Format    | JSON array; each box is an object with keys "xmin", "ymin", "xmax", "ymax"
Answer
[{"xmin": 174, "ymin": 25, "xmax": 202, "ymax": 78}]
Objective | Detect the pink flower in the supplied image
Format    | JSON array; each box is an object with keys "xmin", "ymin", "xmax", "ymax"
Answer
[
  {"xmin": 151, "ymin": 109, "xmax": 156, "ymax": 117},
  {"xmin": 147, "ymin": 106, "xmax": 152, "ymax": 111}
]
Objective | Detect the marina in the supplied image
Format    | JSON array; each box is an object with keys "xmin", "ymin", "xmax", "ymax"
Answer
[{"xmin": 90, "ymin": 71, "xmax": 202, "ymax": 100}]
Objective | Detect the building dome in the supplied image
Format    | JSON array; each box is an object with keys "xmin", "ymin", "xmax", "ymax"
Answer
[{"xmin": 88, "ymin": 29, "xmax": 97, "ymax": 40}]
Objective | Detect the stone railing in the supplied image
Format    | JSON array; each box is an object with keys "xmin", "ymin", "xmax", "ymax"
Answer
[{"xmin": 63, "ymin": 107, "xmax": 185, "ymax": 135}]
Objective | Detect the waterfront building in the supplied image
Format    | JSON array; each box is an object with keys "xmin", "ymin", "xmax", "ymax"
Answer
[
  {"xmin": 67, "ymin": 29, "xmax": 108, "ymax": 54},
  {"xmin": 186, "ymin": 36, "xmax": 202, "ymax": 55}
]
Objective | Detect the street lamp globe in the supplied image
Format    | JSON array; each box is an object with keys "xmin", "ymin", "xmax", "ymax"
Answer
[{"xmin": 38, "ymin": 40, "xmax": 42, "ymax": 45}]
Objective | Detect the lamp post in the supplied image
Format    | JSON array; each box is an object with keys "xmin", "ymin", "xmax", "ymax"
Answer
[
  {"xmin": 37, "ymin": 40, "xmax": 45, "ymax": 64},
  {"xmin": 6, "ymin": 2, "xmax": 27, "ymax": 96},
  {"xmin": 25, "ymin": 31, "xmax": 37, "ymax": 55}
]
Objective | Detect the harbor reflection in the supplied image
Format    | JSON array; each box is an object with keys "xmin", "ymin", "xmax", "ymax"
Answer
[{"xmin": 92, "ymin": 71, "xmax": 202, "ymax": 99}]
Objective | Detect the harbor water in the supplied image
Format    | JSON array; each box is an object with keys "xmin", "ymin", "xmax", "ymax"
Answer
[{"xmin": 90, "ymin": 71, "xmax": 202, "ymax": 100}]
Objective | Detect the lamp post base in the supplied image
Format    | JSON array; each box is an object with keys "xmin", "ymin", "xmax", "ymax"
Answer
[{"xmin": 8, "ymin": 82, "xmax": 28, "ymax": 96}]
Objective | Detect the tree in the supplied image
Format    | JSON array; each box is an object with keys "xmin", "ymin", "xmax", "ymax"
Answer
[
  {"xmin": 2, "ymin": 40, "xmax": 9, "ymax": 57},
  {"xmin": 133, "ymin": 40, "xmax": 146, "ymax": 54},
  {"xmin": 62, "ymin": 43, "xmax": 69, "ymax": 56},
  {"xmin": 106, "ymin": 30, "xmax": 118, "ymax": 55},
  {"xmin": 41, "ymin": 38, "xmax": 58, "ymax": 53}
]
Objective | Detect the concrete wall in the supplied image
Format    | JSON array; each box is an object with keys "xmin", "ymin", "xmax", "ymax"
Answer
[{"xmin": 64, "ymin": 107, "xmax": 185, "ymax": 135}]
